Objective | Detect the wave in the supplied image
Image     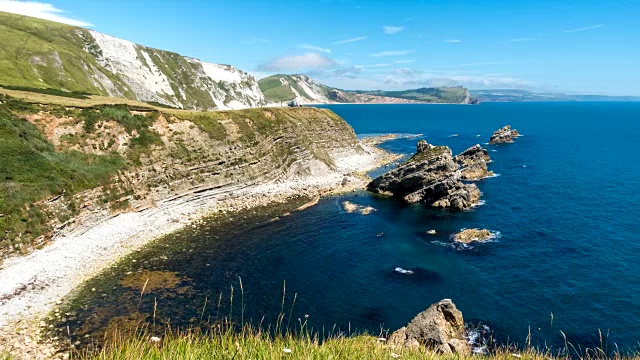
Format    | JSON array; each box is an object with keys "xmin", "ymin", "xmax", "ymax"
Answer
[{"xmin": 466, "ymin": 322, "xmax": 492, "ymax": 354}]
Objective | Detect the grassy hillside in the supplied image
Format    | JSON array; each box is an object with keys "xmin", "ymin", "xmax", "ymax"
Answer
[
  {"xmin": 258, "ymin": 74, "xmax": 324, "ymax": 102},
  {"xmin": 0, "ymin": 12, "xmax": 129, "ymax": 96},
  {"xmin": 356, "ymin": 86, "xmax": 472, "ymax": 103},
  {"xmin": 0, "ymin": 12, "xmax": 265, "ymax": 110},
  {"xmin": 259, "ymin": 74, "xmax": 474, "ymax": 104},
  {"xmin": 258, "ymin": 75, "xmax": 298, "ymax": 102}
]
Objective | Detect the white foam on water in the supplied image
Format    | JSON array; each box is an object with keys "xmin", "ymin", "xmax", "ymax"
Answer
[{"xmin": 394, "ymin": 267, "xmax": 414, "ymax": 275}]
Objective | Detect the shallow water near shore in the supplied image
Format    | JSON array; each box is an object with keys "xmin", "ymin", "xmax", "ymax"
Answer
[{"xmin": 56, "ymin": 102, "xmax": 640, "ymax": 353}]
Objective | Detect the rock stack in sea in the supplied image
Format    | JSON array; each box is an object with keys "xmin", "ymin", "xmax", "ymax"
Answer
[
  {"xmin": 453, "ymin": 144, "xmax": 494, "ymax": 180},
  {"xmin": 489, "ymin": 125, "xmax": 520, "ymax": 144},
  {"xmin": 367, "ymin": 140, "xmax": 481, "ymax": 210},
  {"xmin": 452, "ymin": 228, "xmax": 495, "ymax": 244},
  {"xmin": 389, "ymin": 299, "xmax": 469, "ymax": 355}
]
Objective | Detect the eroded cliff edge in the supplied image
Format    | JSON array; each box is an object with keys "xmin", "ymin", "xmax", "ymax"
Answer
[{"xmin": 0, "ymin": 94, "xmax": 397, "ymax": 341}]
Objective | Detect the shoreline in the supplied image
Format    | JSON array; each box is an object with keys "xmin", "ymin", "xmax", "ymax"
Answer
[{"xmin": 0, "ymin": 135, "xmax": 403, "ymax": 358}]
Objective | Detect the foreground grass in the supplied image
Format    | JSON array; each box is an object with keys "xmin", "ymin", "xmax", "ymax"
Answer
[{"xmin": 75, "ymin": 325, "xmax": 638, "ymax": 360}]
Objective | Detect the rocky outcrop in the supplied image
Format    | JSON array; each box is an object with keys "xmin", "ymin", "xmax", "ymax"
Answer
[
  {"xmin": 489, "ymin": 125, "xmax": 520, "ymax": 144},
  {"xmin": 454, "ymin": 145, "xmax": 494, "ymax": 180},
  {"xmin": 389, "ymin": 299, "xmax": 469, "ymax": 355},
  {"xmin": 367, "ymin": 140, "xmax": 481, "ymax": 210},
  {"xmin": 453, "ymin": 228, "xmax": 495, "ymax": 244},
  {"xmin": 342, "ymin": 201, "xmax": 376, "ymax": 215}
]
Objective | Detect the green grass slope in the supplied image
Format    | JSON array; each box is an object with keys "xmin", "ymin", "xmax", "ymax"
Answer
[
  {"xmin": 355, "ymin": 86, "xmax": 472, "ymax": 103},
  {"xmin": 258, "ymin": 74, "xmax": 321, "ymax": 102},
  {"xmin": 0, "ymin": 95, "xmax": 127, "ymax": 254},
  {"xmin": 0, "ymin": 12, "xmax": 130, "ymax": 96}
]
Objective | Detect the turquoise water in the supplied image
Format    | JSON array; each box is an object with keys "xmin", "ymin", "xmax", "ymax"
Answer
[{"xmin": 64, "ymin": 102, "xmax": 640, "ymax": 352}]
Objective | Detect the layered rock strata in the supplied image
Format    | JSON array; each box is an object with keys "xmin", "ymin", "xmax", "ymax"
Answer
[{"xmin": 367, "ymin": 140, "xmax": 481, "ymax": 210}]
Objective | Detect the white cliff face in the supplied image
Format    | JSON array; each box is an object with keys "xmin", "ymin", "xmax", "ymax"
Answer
[
  {"xmin": 187, "ymin": 59, "xmax": 266, "ymax": 110},
  {"xmin": 88, "ymin": 30, "xmax": 176, "ymax": 104},
  {"xmin": 86, "ymin": 30, "xmax": 265, "ymax": 110},
  {"xmin": 293, "ymin": 75, "xmax": 326, "ymax": 101}
]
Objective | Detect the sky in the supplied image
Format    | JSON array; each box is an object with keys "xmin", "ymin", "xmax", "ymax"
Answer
[{"xmin": 1, "ymin": 0, "xmax": 639, "ymax": 95}]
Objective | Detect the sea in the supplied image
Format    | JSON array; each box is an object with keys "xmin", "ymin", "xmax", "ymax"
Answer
[{"xmin": 60, "ymin": 102, "xmax": 640, "ymax": 353}]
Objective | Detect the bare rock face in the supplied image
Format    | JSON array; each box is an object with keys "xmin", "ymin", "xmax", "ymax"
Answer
[
  {"xmin": 489, "ymin": 125, "xmax": 520, "ymax": 144},
  {"xmin": 389, "ymin": 299, "xmax": 470, "ymax": 355},
  {"xmin": 367, "ymin": 141, "xmax": 481, "ymax": 210},
  {"xmin": 454, "ymin": 144, "xmax": 494, "ymax": 180}
]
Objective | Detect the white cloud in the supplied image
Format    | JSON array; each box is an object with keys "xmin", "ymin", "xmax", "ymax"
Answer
[
  {"xmin": 394, "ymin": 60, "xmax": 415, "ymax": 64},
  {"xmin": 355, "ymin": 63, "xmax": 389, "ymax": 69},
  {"xmin": 444, "ymin": 39, "xmax": 462, "ymax": 44},
  {"xmin": 298, "ymin": 44, "xmax": 331, "ymax": 53},
  {"xmin": 383, "ymin": 71, "xmax": 530, "ymax": 90},
  {"xmin": 258, "ymin": 53, "xmax": 336, "ymax": 71},
  {"xmin": 383, "ymin": 25, "xmax": 404, "ymax": 35},
  {"xmin": 332, "ymin": 36, "xmax": 367, "ymax": 45},
  {"xmin": 0, "ymin": 0, "xmax": 92, "ymax": 26},
  {"xmin": 565, "ymin": 23, "xmax": 604, "ymax": 33},
  {"xmin": 371, "ymin": 50, "xmax": 414, "ymax": 58}
]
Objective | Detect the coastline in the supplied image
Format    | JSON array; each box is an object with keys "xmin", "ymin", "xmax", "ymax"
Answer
[{"xmin": 0, "ymin": 135, "xmax": 403, "ymax": 358}]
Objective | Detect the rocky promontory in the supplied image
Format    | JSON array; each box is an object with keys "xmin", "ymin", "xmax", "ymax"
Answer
[
  {"xmin": 454, "ymin": 144, "xmax": 494, "ymax": 180},
  {"xmin": 389, "ymin": 299, "xmax": 469, "ymax": 354},
  {"xmin": 367, "ymin": 140, "xmax": 481, "ymax": 210},
  {"xmin": 489, "ymin": 125, "xmax": 520, "ymax": 144}
]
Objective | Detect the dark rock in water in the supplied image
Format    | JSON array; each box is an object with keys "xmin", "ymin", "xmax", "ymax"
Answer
[
  {"xmin": 489, "ymin": 125, "xmax": 520, "ymax": 144},
  {"xmin": 367, "ymin": 141, "xmax": 481, "ymax": 210},
  {"xmin": 454, "ymin": 144, "xmax": 494, "ymax": 180},
  {"xmin": 389, "ymin": 299, "xmax": 470, "ymax": 355}
]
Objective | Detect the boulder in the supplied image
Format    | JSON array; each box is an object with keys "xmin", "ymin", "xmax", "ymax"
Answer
[
  {"xmin": 389, "ymin": 299, "xmax": 469, "ymax": 355},
  {"xmin": 453, "ymin": 228, "xmax": 494, "ymax": 244},
  {"xmin": 367, "ymin": 141, "xmax": 481, "ymax": 210},
  {"xmin": 489, "ymin": 125, "xmax": 520, "ymax": 144}
]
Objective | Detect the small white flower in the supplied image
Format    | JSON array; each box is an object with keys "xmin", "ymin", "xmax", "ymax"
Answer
[
  {"xmin": 150, "ymin": 336, "xmax": 161, "ymax": 343},
  {"xmin": 283, "ymin": 348, "xmax": 292, "ymax": 353},
  {"xmin": 304, "ymin": 314, "xmax": 309, "ymax": 318},
  {"xmin": 377, "ymin": 337, "xmax": 387, "ymax": 342},
  {"xmin": 391, "ymin": 353, "xmax": 400, "ymax": 358},
  {"xmin": 511, "ymin": 354, "xmax": 522, "ymax": 358}
]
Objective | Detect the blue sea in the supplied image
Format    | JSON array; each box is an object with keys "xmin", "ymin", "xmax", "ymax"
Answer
[{"xmin": 66, "ymin": 102, "xmax": 640, "ymax": 353}]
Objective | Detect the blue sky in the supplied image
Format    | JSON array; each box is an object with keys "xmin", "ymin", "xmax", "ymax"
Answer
[{"xmin": 1, "ymin": 0, "xmax": 639, "ymax": 95}]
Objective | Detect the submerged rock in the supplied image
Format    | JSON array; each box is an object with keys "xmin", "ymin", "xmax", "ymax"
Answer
[
  {"xmin": 453, "ymin": 228, "xmax": 494, "ymax": 244},
  {"xmin": 367, "ymin": 140, "xmax": 481, "ymax": 210},
  {"xmin": 342, "ymin": 201, "xmax": 376, "ymax": 215},
  {"xmin": 389, "ymin": 299, "xmax": 469, "ymax": 355},
  {"xmin": 489, "ymin": 125, "xmax": 520, "ymax": 144},
  {"xmin": 454, "ymin": 145, "xmax": 494, "ymax": 180}
]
